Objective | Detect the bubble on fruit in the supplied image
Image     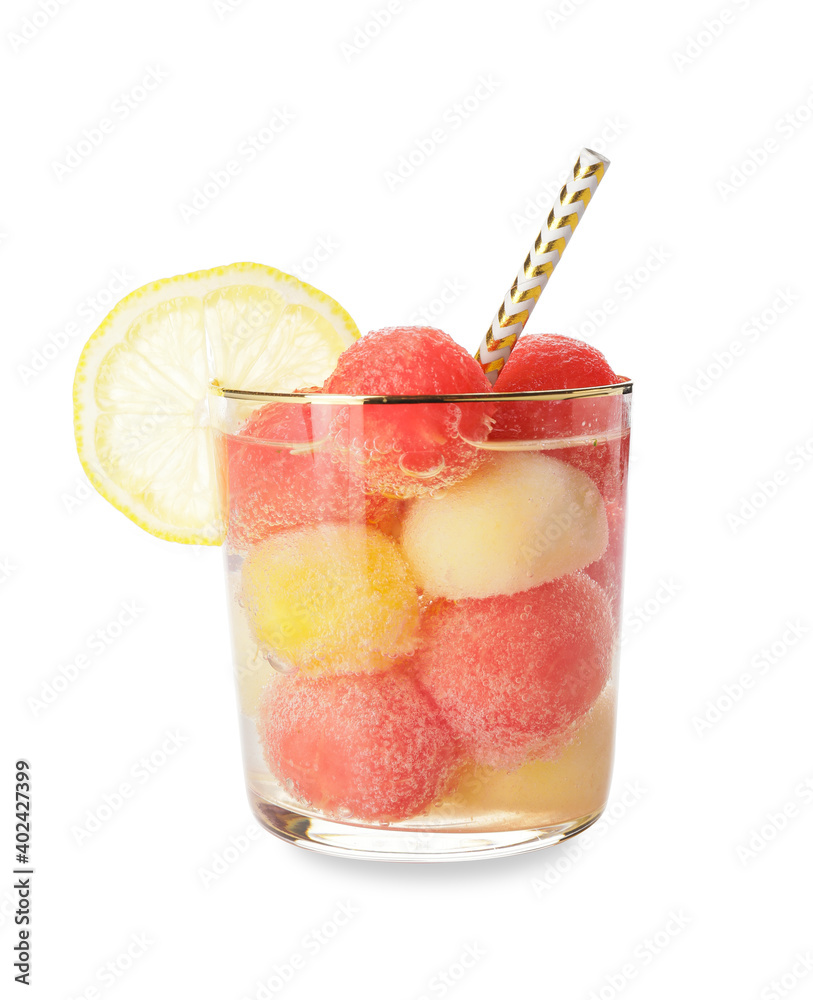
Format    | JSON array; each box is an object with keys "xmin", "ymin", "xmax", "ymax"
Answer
[{"xmin": 264, "ymin": 650, "xmax": 297, "ymax": 675}]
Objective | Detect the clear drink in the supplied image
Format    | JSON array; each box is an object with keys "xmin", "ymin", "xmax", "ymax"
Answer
[{"xmin": 210, "ymin": 384, "xmax": 631, "ymax": 860}]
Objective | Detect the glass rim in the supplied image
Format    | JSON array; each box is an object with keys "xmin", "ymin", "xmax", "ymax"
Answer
[{"xmin": 209, "ymin": 379, "xmax": 633, "ymax": 404}]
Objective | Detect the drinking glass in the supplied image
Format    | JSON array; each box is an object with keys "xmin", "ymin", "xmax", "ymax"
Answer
[{"xmin": 208, "ymin": 380, "xmax": 632, "ymax": 861}]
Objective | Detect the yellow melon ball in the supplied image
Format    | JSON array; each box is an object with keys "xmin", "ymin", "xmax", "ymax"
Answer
[{"xmin": 241, "ymin": 524, "xmax": 419, "ymax": 676}]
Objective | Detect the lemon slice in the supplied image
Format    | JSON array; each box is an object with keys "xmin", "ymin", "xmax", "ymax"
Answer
[{"xmin": 73, "ymin": 262, "xmax": 359, "ymax": 545}]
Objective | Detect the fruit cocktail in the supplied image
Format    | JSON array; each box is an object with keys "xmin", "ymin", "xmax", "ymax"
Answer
[{"xmin": 209, "ymin": 325, "xmax": 631, "ymax": 860}]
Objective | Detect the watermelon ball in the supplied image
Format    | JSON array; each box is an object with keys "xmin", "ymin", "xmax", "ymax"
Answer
[
  {"xmin": 498, "ymin": 333, "xmax": 624, "ymax": 391},
  {"xmin": 401, "ymin": 452, "xmax": 608, "ymax": 600},
  {"xmin": 490, "ymin": 333, "xmax": 627, "ymax": 443},
  {"xmin": 226, "ymin": 401, "xmax": 400, "ymax": 547},
  {"xmin": 242, "ymin": 524, "xmax": 420, "ymax": 676},
  {"xmin": 259, "ymin": 668, "xmax": 460, "ymax": 822},
  {"xmin": 323, "ymin": 327, "xmax": 494, "ymax": 498},
  {"xmin": 414, "ymin": 573, "xmax": 614, "ymax": 768}
]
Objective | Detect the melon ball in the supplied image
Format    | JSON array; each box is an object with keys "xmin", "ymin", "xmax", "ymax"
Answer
[
  {"xmin": 259, "ymin": 668, "xmax": 460, "ymax": 822},
  {"xmin": 241, "ymin": 524, "xmax": 419, "ymax": 675},
  {"xmin": 489, "ymin": 334, "xmax": 629, "ymax": 499},
  {"xmin": 497, "ymin": 333, "xmax": 624, "ymax": 392},
  {"xmin": 226, "ymin": 401, "xmax": 400, "ymax": 547},
  {"xmin": 323, "ymin": 327, "xmax": 493, "ymax": 498},
  {"xmin": 414, "ymin": 573, "xmax": 614, "ymax": 768},
  {"xmin": 401, "ymin": 452, "xmax": 608, "ymax": 600}
]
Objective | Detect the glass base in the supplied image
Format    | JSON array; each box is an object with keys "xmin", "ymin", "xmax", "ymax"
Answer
[{"xmin": 249, "ymin": 790, "xmax": 604, "ymax": 862}]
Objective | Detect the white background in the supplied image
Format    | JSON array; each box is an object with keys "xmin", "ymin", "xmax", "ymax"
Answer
[{"xmin": 3, "ymin": 0, "xmax": 813, "ymax": 997}]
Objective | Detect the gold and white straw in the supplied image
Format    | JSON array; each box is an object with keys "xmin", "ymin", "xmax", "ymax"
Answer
[{"xmin": 475, "ymin": 147, "xmax": 610, "ymax": 384}]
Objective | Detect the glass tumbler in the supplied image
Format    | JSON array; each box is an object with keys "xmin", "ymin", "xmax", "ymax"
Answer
[{"xmin": 209, "ymin": 380, "xmax": 632, "ymax": 861}]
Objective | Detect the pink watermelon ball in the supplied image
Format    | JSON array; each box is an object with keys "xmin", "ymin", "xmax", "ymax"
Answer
[
  {"xmin": 497, "ymin": 333, "xmax": 624, "ymax": 392},
  {"xmin": 490, "ymin": 333, "xmax": 629, "ymax": 513},
  {"xmin": 414, "ymin": 573, "xmax": 614, "ymax": 768},
  {"xmin": 323, "ymin": 327, "xmax": 493, "ymax": 498},
  {"xmin": 491, "ymin": 333, "xmax": 627, "ymax": 442},
  {"xmin": 259, "ymin": 668, "xmax": 460, "ymax": 822},
  {"xmin": 226, "ymin": 401, "xmax": 399, "ymax": 547}
]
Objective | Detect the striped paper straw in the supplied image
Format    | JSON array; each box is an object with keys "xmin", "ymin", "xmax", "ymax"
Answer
[{"xmin": 475, "ymin": 147, "xmax": 610, "ymax": 384}]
